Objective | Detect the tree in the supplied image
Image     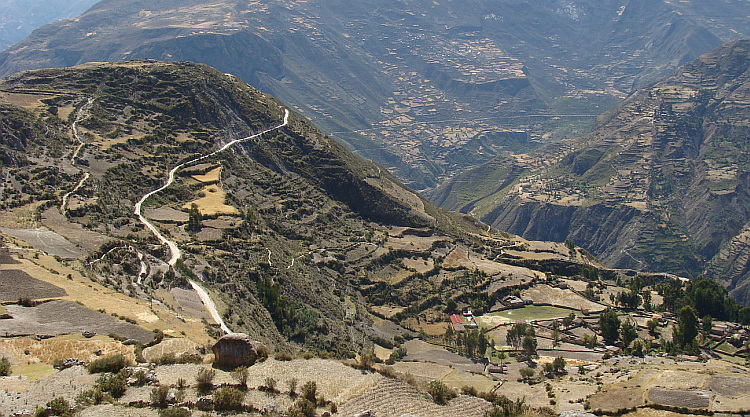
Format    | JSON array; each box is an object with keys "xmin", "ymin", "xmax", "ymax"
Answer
[
  {"xmin": 507, "ymin": 322, "xmax": 535, "ymax": 350},
  {"xmin": 675, "ymin": 305, "xmax": 699, "ymax": 351},
  {"xmin": 551, "ymin": 321, "xmax": 561, "ymax": 347},
  {"xmin": 599, "ymin": 309, "xmax": 620, "ymax": 343},
  {"xmin": 519, "ymin": 367, "xmax": 534, "ymax": 382},
  {"xmin": 187, "ymin": 203, "xmax": 202, "ymax": 232},
  {"xmin": 620, "ymin": 320, "xmax": 637, "ymax": 348},
  {"xmin": 647, "ymin": 318, "xmax": 659, "ymax": 336},
  {"xmin": 617, "ymin": 290, "xmax": 640, "ymax": 309},
  {"xmin": 521, "ymin": 335, "xmax": 537, "ymax": 360}
]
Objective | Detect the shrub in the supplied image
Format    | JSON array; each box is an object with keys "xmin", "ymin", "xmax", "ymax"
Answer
[
  {"xmin": 158, "ymin": 407, "xmax": 191, "ymax": 417},
  {"xmin": 131, "ymin": 369, "xmax": 150, "ymax": 386},
  {"xmin": 95, "ymin": 373, "xmax": 127, "ymax": 398},
  {"xmin": 213, "ymin": 386, "xmax": 245, "ymax": 411},
  {"xmin": 301, "ymin": 381, "xmax": 317, "ymax": 404},
  {"xmin": 150, "ymin": 385, "xmax": 171, "ymax": 408},
  {"xmin": 426, "ymin": 380, "xmax": 456, "ymax": 405},
  {"xmin": 75, "ymin": 388, "xmax": 106, "ymax": 406},
  {"xmin": 261, "ymin": 377, "xmax": 277, "ymax": 393},
  {"xmin": 88, "ymin": 354, "xmax": 130, "ymax": 374},
  {"xmin": 519, "ymin": 367, "xmax": 535, "ymax": 382},
  {"xmin": 195, "ymin": 367, "xmax": 215, "ymax": 393},
  {"xmin": 0, "ymin": 357, "xmax": 10, "ymax": 376},
  {"xmin": 288, "ymin": 398, "xmax": 316, "ymax": 417},
  {"xmin": 231, "ymin": 366, "xmax": 249, "ymax": 388},
  {"xmin": 46, "ymin": 397, "xmax": 72, "ymax": 416},
  {"xmin": 287, "ymin": 378, "xmax": 298, "ymax": 396},
  {"xmin": 461, "ymin": 385, "xmax": 478, "ymax": 396}
]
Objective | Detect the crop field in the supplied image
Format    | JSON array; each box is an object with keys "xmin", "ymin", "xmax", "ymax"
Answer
[
  {"xmin": 486, "ymin": 305, "xmax": 575, "ymax": 322},
  {"xmin": 182, "ymin": 184, "xmax": 239, "ymax": 216},
  {"xmin": 0, "ymin": 269, "xmax": 67, "ymax": 302},
  {"xmin": 521, "ymin": 284, "xmax": 606, "ymax": 312},
  {"xmin": 648, "ymin": 388, "xmax": 711, "ymax": 408},
  {"xmin": 0, "ymin": 300, "xmax": 155, "ymax": 343}
]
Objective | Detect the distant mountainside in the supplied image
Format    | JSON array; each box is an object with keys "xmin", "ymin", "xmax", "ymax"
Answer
[
  {"xmin": 431, "ymin": 39, "xmax": 750, "ymax": 304},
  {"xmin": 1, "ymin": 0, "xmax": 748, "ymax": 190},
  {"xmin": 0, "ymin": 60, "xmax": 600, "ymax": 353},
  {"xmin": 0, "ymin": 0, "xmax": 99, "ymax": 51}
]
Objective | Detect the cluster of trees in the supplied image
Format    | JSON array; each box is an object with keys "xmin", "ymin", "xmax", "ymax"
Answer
[
  {"xmin": 658, "ymin": 277, "xmax": 750, "ymax": 325},
  {"xmin": 598, "ymin": 308, "xmax": 639, "ymax": 349},
  {"xmin": 506, "ymin": 322, "xmax": 537, "ymax": 360},
  {"xmin": 444, "ymin": 327, "xmax": 492, "ymax": 359}
]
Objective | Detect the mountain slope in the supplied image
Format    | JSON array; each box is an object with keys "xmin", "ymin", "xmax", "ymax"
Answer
[
  {"xmin": 0, "ymin": 0, "xmax": 99, "ymax": 51},
  {"xmin": 432, "ymin": 39, "xmax": 750, "ymax": 303},
  {"xmin": 0, "ymin": 60, "xmax": 601, "ymax": 353},
  {"xmin": 1, "ymin": 0, "xmax": 748, "ymax": 190}
]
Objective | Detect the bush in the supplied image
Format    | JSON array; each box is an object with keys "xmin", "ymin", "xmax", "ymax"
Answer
[
  {"xmin": 213, "ymin": 386, "xmax": 245, "ymax": 411},
  {"xmin": 287, "ymin": 378, "xmax": 298, "ymax": 396},
  {"xmin": 0, "ymin": 357, "xmax": 10, "ymax": 376},
  {"xmin": 519, "ymin": 367, "xmax": 535, "ymax": 382},
  {"xmin": 158, "ymin": 407, "xmax": 191, "ymax": 417},
  {"xmin": 150, "ymin": 386, "xmax": 171, "ymax": 408},
  {"xmin": 46, "ymin": 397, "xmax": 72, "ymax": 416},
  {"xmin": 88, "ymin": 354, "xmax": 130, "ymax": 374},
  {"xmin": 301, "ymin": 381, "xmax": 317, "ymax": 404},
  {"xmin": 231, "ymin": 366, "xmax": 249, "ymax": 388},
  {"xmin": 75, "ymin": 388, "xmax": 106, "ymax": 406},
  {"xmin": 288, "ymin": 398, "xmax": 316, "ymax": 417},
  {"xmin": 95, "ymin": 373, "xmax": 127, "ymax": 398},
  {"xmin": 261, "ymin": 376, "xmax": 277, "ymax": 393},
  {"xmin": 195, "ymin": 367, "xmax": 215, "ymax": 393},
  {"xmin": 426, "ymin": 380, "xmax": 456, "ymax": 405}
]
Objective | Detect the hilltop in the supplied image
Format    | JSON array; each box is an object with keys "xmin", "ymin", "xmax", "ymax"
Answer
[{"xmin": 431, "ymin": 39, "xmax": 750, "ymax": 304}]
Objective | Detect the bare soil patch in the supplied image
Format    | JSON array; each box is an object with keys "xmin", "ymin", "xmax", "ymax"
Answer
[
  {"xmin": 705, "ymin": 375, "xmax": 750, "ymax": 397},
  {"xmin": 144, "ymin": 206, "xmax": 189, "ymax": 223},
  {"xmin": 195, "ymin": 227, "xmax": 223, "ymax": 242},
  {"xmin": 0, "ymin": 300, "xmax": 155, "ymax": 343},
  {"xmin": 41, "ymin": 208, "xmax": 112, "ymax": 253},
  {"xmin": 648, "ymin": 388, "xmax": 711, "ymax": 409},
  {"xmin": 521, "ymin": 285, "xmax": 606, "ymax": 312},
  {"xmin": 402, "ymin": 340, "xmax": 484, "ymax": 373},
  {"xmin": 0, "ymin": 269, "xmax": 67, "ymax": 302},
  {"xmin": 142, "ymin": 337, "xmax": 201, "ymax": 362},
  {"xmin": 0, "ymin": 227, "xmax": 83, "ymax": 259}
]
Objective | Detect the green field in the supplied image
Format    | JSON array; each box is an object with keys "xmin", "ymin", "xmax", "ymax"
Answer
[{"xmin": 487, "ymin": 305, "xmax": 574, "ymax": 321}]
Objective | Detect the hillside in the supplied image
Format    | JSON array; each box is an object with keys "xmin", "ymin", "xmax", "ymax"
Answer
[
  {"xmin": 0, "ymin": 60, "xmax": 607, "ymax": 358},
  {"xmin": 431, "ymin": 40, "xmax": 750, "ymax": 304},
  {"xmin": 1, "ymin": 0, "xmax": 749, "ymax": 190}
]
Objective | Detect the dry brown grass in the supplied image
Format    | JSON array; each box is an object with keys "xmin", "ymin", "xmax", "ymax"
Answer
[
  {"xmin": 182, "ymin": 184, "xmax": 239, "ymax": 216},
  {"xmin": 192, "ymin": 166, "xmax": 222, "ymax": 183},
  {"xmin": 0, "ymin": 335, "xmax": 135, "ymax": 365}
]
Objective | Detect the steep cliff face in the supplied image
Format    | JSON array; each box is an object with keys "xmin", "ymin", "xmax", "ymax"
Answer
[{"xmin": 435, "ymin": 40, "xmax": 750, "ymax": 301}]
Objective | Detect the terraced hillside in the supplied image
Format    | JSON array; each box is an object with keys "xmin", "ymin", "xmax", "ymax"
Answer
[
  {"xmin": 432, "ymin": 40, "xmax": 750, "ymax": 304},
  {"xmin": 0, "ymin": 60, "xmax": 605, "ymax": 356}
]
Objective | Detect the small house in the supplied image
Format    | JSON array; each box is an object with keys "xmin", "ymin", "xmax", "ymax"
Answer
[
  {"xmin": 450, "ymin": 314, "xmax": 466, "ymax": 332},
  {"xmin": 212, "ymin": 333, "xmax": 261, "ymax": 367}
]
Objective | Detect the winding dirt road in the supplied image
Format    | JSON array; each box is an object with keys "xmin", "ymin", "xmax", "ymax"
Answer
[{"xmin": 134, "ymin": 109, "xmax": 290, "ymax": 334}]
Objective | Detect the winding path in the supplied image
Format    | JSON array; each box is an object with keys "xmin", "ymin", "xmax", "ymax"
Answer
[
  {"xmin": 61, "ymin": 98, "xmax": 94, "ymax": 214},
  {"xmin": 134, "ymin": 109, "xmax": 289, "ymax": 334}
]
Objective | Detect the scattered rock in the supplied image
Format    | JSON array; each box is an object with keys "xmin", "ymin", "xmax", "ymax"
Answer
[
  {"xmin": 82, "ymin": 331, "xmax": 96, "ymax": 338},
  {"xmin": 196, "ymin": 397, "xmax": 214, "ymax": 411},
  {"xmin": 53, "ymin": 358, "xmax": 87, "ymax": 370}
]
